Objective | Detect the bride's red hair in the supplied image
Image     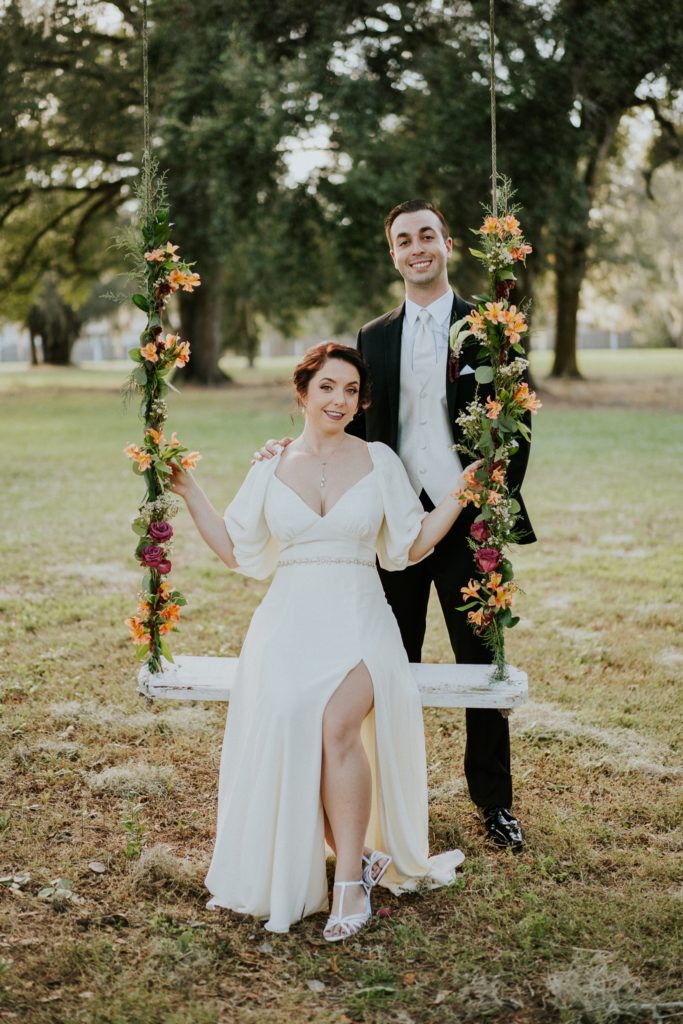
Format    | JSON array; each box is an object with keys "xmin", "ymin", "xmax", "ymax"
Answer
[{"xmin": 293, "ymin": 342, "xmax": 372, "ymax": 409}]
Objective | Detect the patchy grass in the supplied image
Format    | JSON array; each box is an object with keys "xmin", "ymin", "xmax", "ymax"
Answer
[{"xmin": 1, "ymin": 360, "xmax": 682, "ymax": 1023}]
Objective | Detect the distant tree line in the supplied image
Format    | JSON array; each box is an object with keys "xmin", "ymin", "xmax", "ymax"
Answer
[{"xmin": 1, "ymin": 0, "xmax": 681, "ymax": 379}]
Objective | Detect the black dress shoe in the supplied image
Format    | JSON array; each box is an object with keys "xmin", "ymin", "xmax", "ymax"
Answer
[{"xmin": 481, "ymin": 807, "xmax": 524, "ymax": 851}]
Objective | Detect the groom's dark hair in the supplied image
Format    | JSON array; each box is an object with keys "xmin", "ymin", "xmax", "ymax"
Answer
[{"xmin": 384, "ymin": 200, "xmax": 450, "ymax": 245}]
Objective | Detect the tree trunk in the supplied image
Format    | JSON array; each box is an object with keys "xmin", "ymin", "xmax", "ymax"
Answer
[
  {"xmin": 26, "ymin": 274, "xmax": 80, "ymax": 366},
  {"xmin": 29, "ymin": 331, "xmax": 39, "ymax": 365},
  {"xmin": 178, "ymin": 263, "xmax": 231, "ymax": 385},
  {"xmin": 551, "ymin": 237, "xmax": 587, "ymax": 379}
]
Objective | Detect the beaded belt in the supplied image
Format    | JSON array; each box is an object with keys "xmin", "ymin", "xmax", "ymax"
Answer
[{"xmin": 277, "ymin": 556, "xmax": 375, "ymax": 568}]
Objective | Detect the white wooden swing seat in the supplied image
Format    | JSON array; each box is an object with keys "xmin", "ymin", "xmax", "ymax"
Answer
[{"xmin": 139, "ymin": 656, "xmax": 527, "ymax": 708}]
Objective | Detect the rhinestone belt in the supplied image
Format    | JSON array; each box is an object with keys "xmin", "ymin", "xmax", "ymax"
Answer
[{"xmin": 277, "ymin": 556, "xmax": 375, "ymax": 568}]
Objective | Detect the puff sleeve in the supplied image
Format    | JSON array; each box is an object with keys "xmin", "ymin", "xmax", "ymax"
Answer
[
  {"xmin": 371, "ymin": 442, "xmax": 432, "ymax": 571},
  {"xmin": 224, "ymin": 458, "xmax": 280, "ymax": 580}
]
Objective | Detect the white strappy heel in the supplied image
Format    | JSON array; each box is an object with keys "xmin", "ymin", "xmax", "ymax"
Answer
[
  {"xmin": 323, "ymin": 880, "xmax": 371, "ymax": 942},
  {"xmin": 362, "ymin": 849, "xmax": 392, "ymax": 888}
]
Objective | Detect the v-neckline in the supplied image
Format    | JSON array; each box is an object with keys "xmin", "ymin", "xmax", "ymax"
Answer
[{"xmin": 273, "ymin": 468, "xmax": 375, "ymax": 520}]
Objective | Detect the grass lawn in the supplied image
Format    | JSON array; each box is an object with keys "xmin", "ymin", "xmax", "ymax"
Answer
[{"xmin": 1, "ymin": 355, "xmax": 682, "ymax": 1024}]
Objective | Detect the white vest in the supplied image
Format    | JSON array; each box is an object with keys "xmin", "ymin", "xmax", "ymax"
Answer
[{"xmin": 397, "ymin": 340, "xmax": 463, "ymax": 505}]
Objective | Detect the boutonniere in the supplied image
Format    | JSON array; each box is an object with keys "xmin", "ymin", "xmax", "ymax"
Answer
[{"xmin": 448, "ymin": 317, "xmax": 477, "ymax": 382}]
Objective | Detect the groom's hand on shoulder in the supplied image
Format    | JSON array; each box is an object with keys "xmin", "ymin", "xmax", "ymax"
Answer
[{"xmin": 251, "ymin": 437, "xmax": 293, "ymax": 464}]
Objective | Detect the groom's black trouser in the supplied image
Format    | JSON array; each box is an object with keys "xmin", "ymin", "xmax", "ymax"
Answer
[{"xmin": 378, "ymin": 491, "xmax": 513, "ymax": 810}]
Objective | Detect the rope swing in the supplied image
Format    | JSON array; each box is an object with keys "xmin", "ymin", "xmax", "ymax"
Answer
[
  {"xmin": 123, "ymin": 0, "xmax": 202, "ymax": 672},
  {"xmin": 488, "ymin": 0, "xmax": 498, "ymax": 217}
]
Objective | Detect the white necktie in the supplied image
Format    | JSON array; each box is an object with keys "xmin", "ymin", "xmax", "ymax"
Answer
[{"xmin": 413, "ymin": 309, "xmax": 437, "ymax": 379}]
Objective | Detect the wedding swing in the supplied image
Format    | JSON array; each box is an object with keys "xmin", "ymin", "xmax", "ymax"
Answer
[{"xmin": 134, "ymin": 0, "xmax": 529, "ymax": 711}]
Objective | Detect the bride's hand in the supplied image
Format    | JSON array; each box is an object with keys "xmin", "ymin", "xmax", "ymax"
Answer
[
  {"xmin": 454, "ymin": 459, "xmax": 484, "ymax": 497},
  {"xmin": 169, "ymin": 463, "xmax": 196, "ymax": 500}
]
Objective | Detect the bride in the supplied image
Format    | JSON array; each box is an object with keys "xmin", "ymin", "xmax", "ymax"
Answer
[{"xmin": 170, "ymin": 341, "xmax": 478, "ymax": 940}]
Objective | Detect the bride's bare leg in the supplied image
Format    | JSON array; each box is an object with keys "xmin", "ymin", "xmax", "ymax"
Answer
[{"xmin": 321, "ymin": 661, "xmax": 374, "ymax": 931}]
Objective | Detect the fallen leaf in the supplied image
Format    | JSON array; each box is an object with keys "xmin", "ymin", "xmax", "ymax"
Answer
[
  {"xmin": 306, "ymin": 979, "xmax": 325, "ymax": 993},
  {"xmin": 403, "ymin": 972, "xmax": 417, "ymax": 986},
  {"xmin": 88, "ymin": 862, "xmax": 106, "ymax": 874}
]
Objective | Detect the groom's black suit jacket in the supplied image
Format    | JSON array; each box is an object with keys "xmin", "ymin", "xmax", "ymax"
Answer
[{"xmin": 348, "ymin": 290, "xmax": 536, "ymax": 544}]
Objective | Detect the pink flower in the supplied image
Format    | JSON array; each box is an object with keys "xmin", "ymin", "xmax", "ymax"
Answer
[
  {"xmin": 475, "ymin": 547, "xmax": 501, "ymax": 573},
  {"xmin": 149, "ymin": 521, "xmax": 173, "ymax": 542},
  {"xmin": 470, "ymin": 520, "xmax": 491, "ymax": 543},
  {"xmin": 140, "ymin": 545, "xmax": 165, "ymax": 568}
]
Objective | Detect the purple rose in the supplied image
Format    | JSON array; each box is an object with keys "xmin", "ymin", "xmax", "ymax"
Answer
[
  {"xmin": 470, "ymin": 520, "xmax": 491, "ymax": 543},
  {"xmin": 149, "ymin": 521, "xmax": 174, "ymax": 542},
  {"xmin": 140, "ymin": 545, "xmax": 165, "ymax": 568},
  {"xmin": 157, "ymin": 559, "xmax": 172, "ymax": 575},
  {"xmin": 474, "ymin": 547, "xmax": 501, "ymax": 573}
]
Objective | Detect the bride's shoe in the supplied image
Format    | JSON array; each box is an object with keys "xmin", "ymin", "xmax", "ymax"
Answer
[
  {"xmin": 323, "ymin": 880, "xmax": 371, "ymax": 942},
  {"xmin": 362, "ymin": 849, "xmax": 392, "ymax": 888}
]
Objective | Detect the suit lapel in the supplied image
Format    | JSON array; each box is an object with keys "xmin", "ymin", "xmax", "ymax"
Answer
[
  {"xmin": 446, "ymin": 291, "xmax": 459, "ymax": 426},
  {"xmin": 383, "ymin": 303, "xmax": 404, "ymax": 447}
]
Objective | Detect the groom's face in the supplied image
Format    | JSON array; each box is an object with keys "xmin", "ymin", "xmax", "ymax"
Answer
[{"xmin": 389, "ymin": 210, "xmax": 452, "ymax": 288}]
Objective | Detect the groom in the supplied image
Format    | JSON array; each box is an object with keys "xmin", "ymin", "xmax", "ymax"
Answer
[{"xmin": 347, "ymin": 199, "xmax": 536, "ymax": 850}]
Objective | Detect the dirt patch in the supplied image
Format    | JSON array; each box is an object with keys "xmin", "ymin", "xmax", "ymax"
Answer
[
  {"xmin": 512, "ymin": 700, "xmax": 680, "ymax": 777},
  {"xmin": 537, "ymin": 373, "xmax": 682, "ymax": 411}
]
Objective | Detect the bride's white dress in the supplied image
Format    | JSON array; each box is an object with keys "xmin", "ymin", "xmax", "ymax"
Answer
[{"xmin": 205, "ymin": 441, "xmax": 464, "ymax": 932}]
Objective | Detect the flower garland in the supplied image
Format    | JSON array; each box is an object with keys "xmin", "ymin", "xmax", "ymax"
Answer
[
  {"xmin": 451, "ymin": 180, "xmax": 541, "ymax": 678},
  {"xmin": 123, "ymin": 183, "xmax": 202, "ymax": 672}
]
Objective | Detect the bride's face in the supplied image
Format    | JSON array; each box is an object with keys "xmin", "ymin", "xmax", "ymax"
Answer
[{"xmin": 301, "ymin": 358, "xmax": 361, "ymax": 432}]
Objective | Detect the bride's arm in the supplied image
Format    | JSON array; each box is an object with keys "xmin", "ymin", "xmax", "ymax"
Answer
[
  {"xmin": 170, "ymin": 467, "xmax": 239, "ymax": 570},
  {"xmin": 407, "ymin": 461, "xmax": 482, "ymax": 563}
]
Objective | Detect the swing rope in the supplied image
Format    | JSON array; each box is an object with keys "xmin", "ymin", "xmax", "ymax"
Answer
[
  {"xmin": 488, "ymin": 0, "xmax": 498, "ymax": 218},
  {"xmin": 141, "ymin": 0, "xmax": 152, "ymax": 212}
]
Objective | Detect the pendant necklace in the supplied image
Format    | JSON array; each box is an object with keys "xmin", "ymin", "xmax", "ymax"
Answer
[{"xmin": 302, "ymin": 436, "xmax": 347, "ymax": 512}]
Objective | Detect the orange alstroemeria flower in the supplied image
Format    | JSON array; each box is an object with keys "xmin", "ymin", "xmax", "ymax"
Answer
[
  {"xmin": 166, "ymin": 270, "xmax": 183, "ymax": 292},
  {"xmin": 140, "ymin": 342, "xmax": 159, "ymax": 363},
  {"xmin": 146, "ymin": 427, "xmax": 164, "ymax": 445},
  {"xmin": 144, "ymin": 248, "xmax": 166, "ymax": 262},
  {"xmin": 513, "ymin": 383, "xmax": 542, "ymax": 413},
  {"xmin": 464, "ymin": 310, "xmax": 487, "ymax": 337},
  {"xmin": 181, "ymin": 451, "xmax": 202, "ymax": 471},
  {"xmin": 461, "ymin": 579, "xmax": 481, "ymax": 600},
  {"xmin": 490, "ymin": 466, "xmax": 506, "ymax": 485},
  {"xmin": 137, "ymin": 599, "xmax": 151, "ymax": 618},
  {"xmin": 162, "ymin": 333, "xmax": 180, "ymax": 350},
  {"xmin": 124, "ymin": 444, "xmax": 152, "ymax": 472},
  {"xmin": 503, "ymin": 215, "xmax": 522, "ymax": 237},
  {"xmin": 486, "ymin": 489, "xmax": 503, "ymax": 506},
  {"xmin": 485, "ymin": 397, "xmax": 502, "ymax": 420},
  {"xmin": 511, "ymin": 243, "xmax": 533, "ymax": 262},
  {"xmin": 174, "ymin": 341, "xmax": 191, "ymax": 368},
  {"xmin": 159, "ymin": 602, "xmax": 181, "ymax": 624},
  {"xmin": 169, "ymin": 432, "xmax": 181, "ymax": 447},
  {"xmin": 468, "ymin": 608, "xmax": 486, "ymax": 626},
  {"xmin": 125, "ymin": 616, "xmax": 148, "ymax": 643},
  {"xmin": 462, "ymin": 465, "xmax": 483, "ymax": 490},
  {"xmin": 457, "ymin": 488, "xmax": 482, "ymax": 509},
  {"xmin": 181, "ymin": 272, "xmax": 201, "ymax": 292},
  {"xmin": 484, "ymin": 302, "xmax": 506, "ymax": 325},
  {"xmin": 164, "ymin": 242, "xmax": 180, "ymax": 262},
  {"xmin": 487, "ymin": 572, "xmax": 503, "ymax": 589},
  {"xmin": 159, "ymin": 621, "xmax": 174, "ymax": 635},
  {"xmin": 481, "ymin": 217, "xmax": 502, "ymax": 235},
  {"xmin": 158, "ymin": 581, "xmax": 171, "ymax": 600}
]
